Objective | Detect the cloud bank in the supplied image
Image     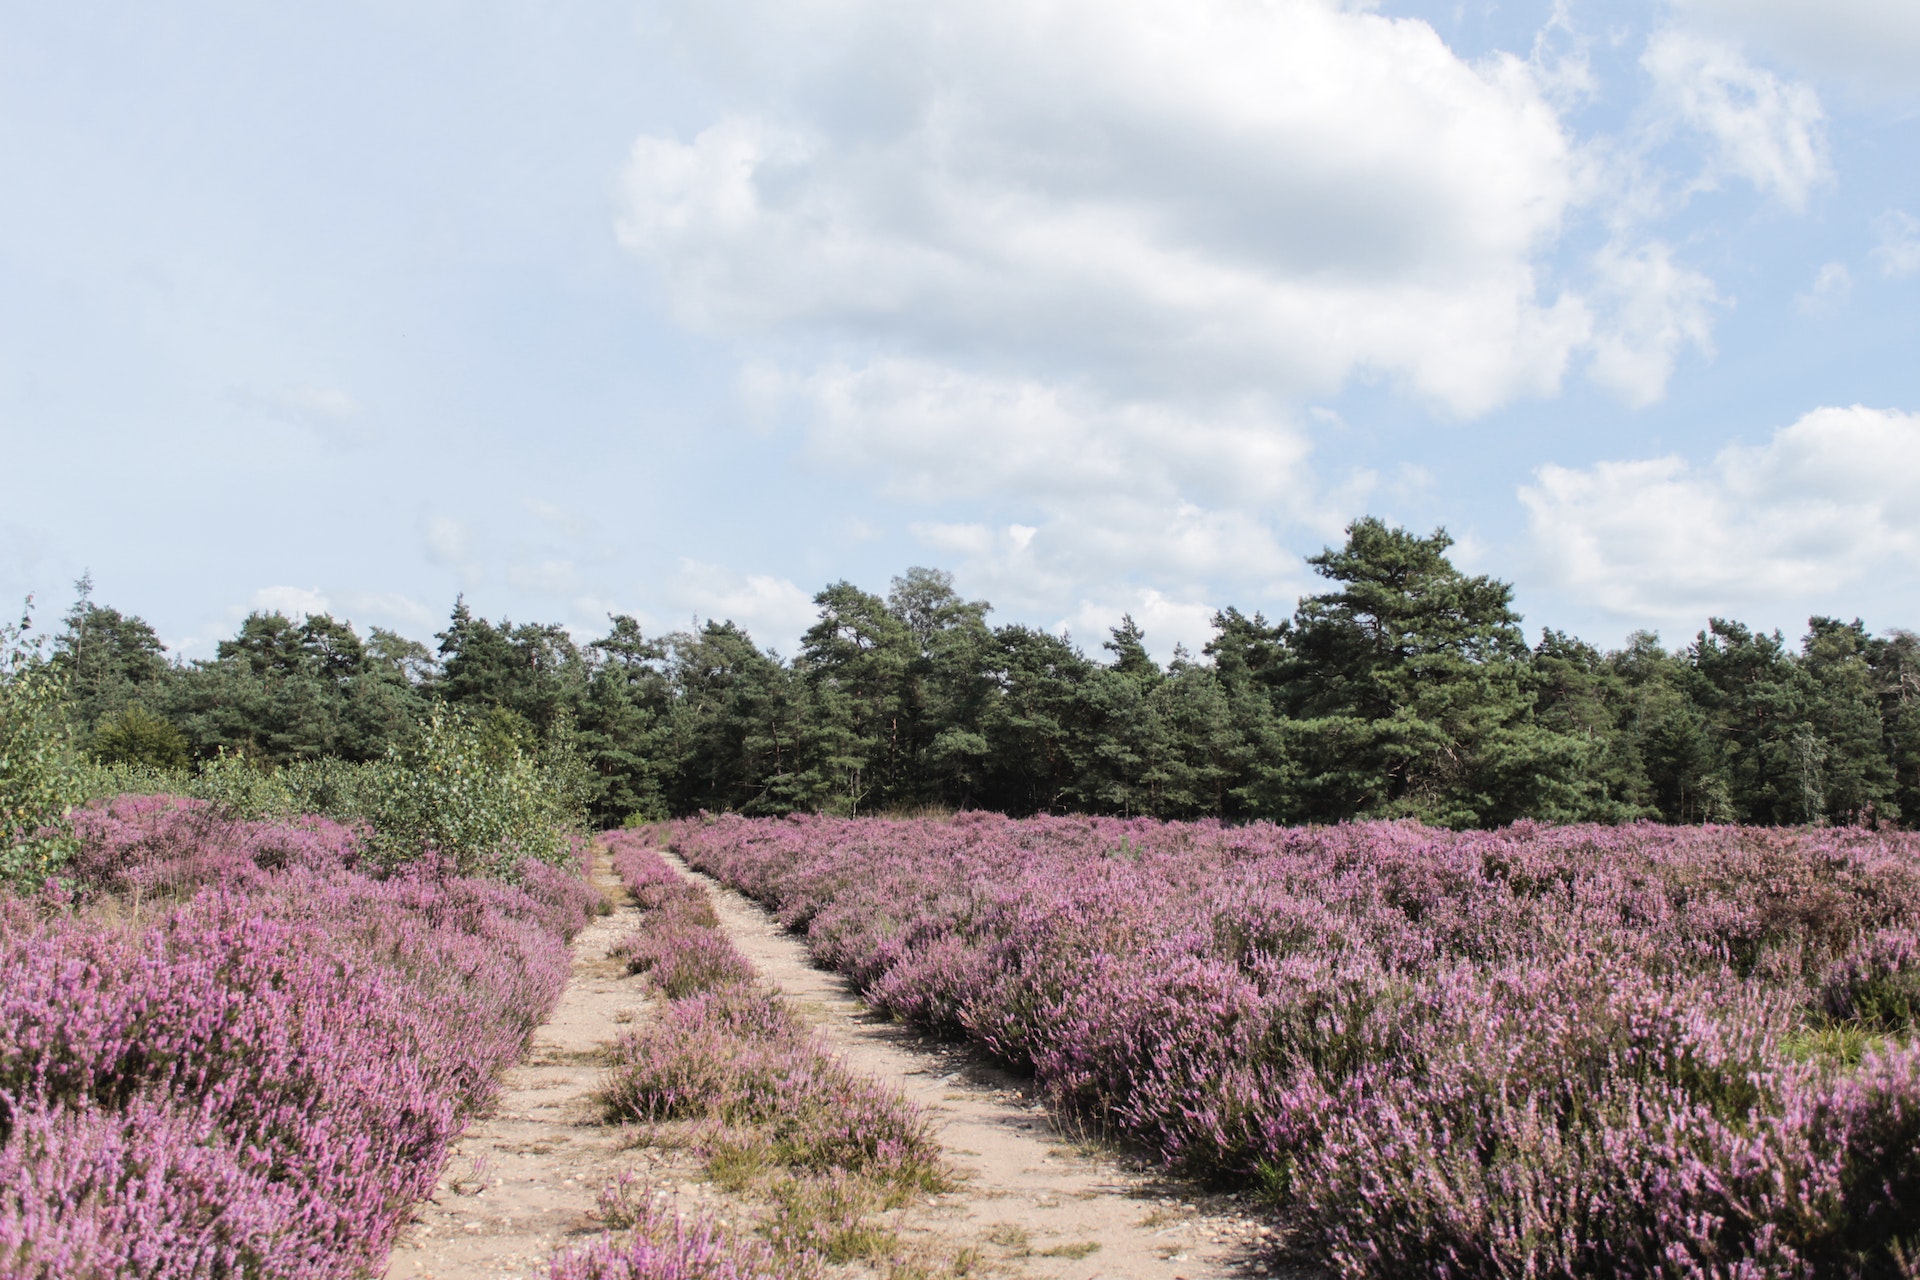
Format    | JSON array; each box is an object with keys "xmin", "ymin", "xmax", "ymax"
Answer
[
  {"xmin": 1522, "ymin": 405, "xmax": 1920, "ymax": 632},
  {"xmin": 610, "ymin": 0, "xmax": 1868, "ymax": 652}
]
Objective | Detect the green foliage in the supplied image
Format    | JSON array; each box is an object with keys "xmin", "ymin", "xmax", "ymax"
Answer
[
  {"xmin": 1278, "ymin": 519, "xmax": 1574, "ymax": 827},
  {"xmin": 0, "ymin": 606, "xmax": 88, "ymax": 889},
  {"xmin": 188, "ymin": 749, "xmax": 305, "ymax": 821},
  {"xmin": 91, "ymin": 703, "xmax": 190, "ymax": 769},
  {"xmin": 360, "ymin": 707, "xmax": 575, "ymax": 878},
  {"xmin": 40, "ymin": 531, "xmax": 1920, "ymax": 833}
]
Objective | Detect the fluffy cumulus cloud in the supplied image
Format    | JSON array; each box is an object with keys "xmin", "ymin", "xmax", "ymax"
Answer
[
  {"xmin": 619, "ymin": 0, "xmax": 1613, "ymax": 637},
  {"xmin": 668, "ymin": 560, "xmax": 818, "ymax": 654},
  {"xmin": 248, "ymin": 585, "xmax": 332, "ymax": 619},
  {"xmin": 1673, "ymin": 0, "xmax": 1920, "ymax": 96},
  {"xmin": 623, "ymin": 0, "xmax": 1589, "ymax": 415},
  {"xmin": 1586, "ymin": 239, "xmax": 1720, "ymax": 407},
  {"xmin": 1520, "ymin": 405, "xmax": 1920, "ymax": 629},
  {"xmin": 799, "ymin": 359, "xmax": 1316, "ymax": 648},
  {"xmin": 1642, "ymin": 28, "xmax": 1829, "ymax": 209},
  {"xmin": 616, "ymin": 0, "xmax": 1856, "ymax": 648}
]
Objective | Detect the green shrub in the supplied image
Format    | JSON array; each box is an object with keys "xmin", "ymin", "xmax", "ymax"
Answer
[
  {"xmin": 360, "ymin": 707, "xmax": 576, "ymax": 878},
  {"xmin": 0, "ymin": 609, "xmax": 88, "ymax": 889},
  {"xmin": 91, "ymin": 704, "xmax": 191, "ymax": 770}
]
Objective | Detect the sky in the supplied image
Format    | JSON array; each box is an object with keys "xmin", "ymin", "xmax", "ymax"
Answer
[{"xmin": 2, "ymin": 0, "xmax": 1917, "ymax": 662}]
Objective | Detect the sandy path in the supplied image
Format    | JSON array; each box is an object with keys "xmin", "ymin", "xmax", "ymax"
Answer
[
  {"xmin": 384, "ymin": 861, "xmax": 643, "ymax": 1280},
  {"xmin": 667, "ymin": 851, "xmax": 1292, "ymax": 1280}
]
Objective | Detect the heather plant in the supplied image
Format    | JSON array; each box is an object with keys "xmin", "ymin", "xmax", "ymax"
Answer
[
  {"xmin": 614, "ymin": 925, "xmax": 754, "ymax": 996},
  {"xmin": 0, "ymin": 798, "xmax": 591, "ymax": 1278},
  {"xmin": 1824, "ymin": 928, "xmax": 1920, "ymax": 1033},
  {"xmin": 673, "ymin": 813, "xmax": 1920, "ymax": 1279},
  {"xmin": 546, "ymin": 1189, "xmax": 791, "ymax": 1280}
]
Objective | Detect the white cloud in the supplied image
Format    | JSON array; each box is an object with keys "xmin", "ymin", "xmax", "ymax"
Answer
[
  {"xmin": 1874, "ymin": 210, "xmax": 1920, "ymax": 278},
  {"xmin": 612, "ymin": 0, "xmax": 1878, "ymax": 645},
  {"xmin": 621, "ymin": 0, "xmax": 1590, "ymax": 417},
  {"xmin": 507, "ymin": 559, "xmax": 581, "ymax": 595},
  {"xmin": 1674, "ymin": 0, "xmax": 1920, "ymax": 96},
  {"xmin": 802, "ymin": 359, "xmax": 1314, "ymax": 512},
  {"xmin": 1586, "ymin": 240, "xmax": 1720, "ymax": 407},
  {"xmin": 424, "ymin": 515, "xmax": 473, "ymax": 566},
  {"xmin": 1521, "ymin": 405, "xmax": 1920, "ymax": 628},
  {"xmin": 240, "ymin": 385, "xmax": 372, "ymax": 448},
  {"xmin": 1643, "ymin": 28, "xmax": 1828, "ymax": 210},
  {"xmin": 248, "ymin": 585, "xmax": 331, "ymax": 619},
  {"xmin": 1797, "ymin": 261, "xmax": 1853, "ymax": 314},
  {"xmin": 1058, "ymin": 589, "xmax": 1223, "ymax": 662},
  {"xmin": 797, "ymin": 359, "xmax": 1310, "ymax": 619},
  {"xmin": 670, "ymin": 560, "xmax": 818, "ymax": 654}
]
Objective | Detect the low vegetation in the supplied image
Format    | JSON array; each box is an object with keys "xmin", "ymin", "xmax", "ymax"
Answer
[
  {"xmin": 0, "ymin": 797, "xmax": 600, "ymax": 1277},
  {"xmin": 574, "ymin": 834, "xmax": 951, "ymax": 1277},
  {"xmin": 678, "ymin": 812, "xmax": 1920, "ymax": 1279},
  {"xmin": 10, "ymin": 527, "xmax": 1920, "ymax": 1277}
]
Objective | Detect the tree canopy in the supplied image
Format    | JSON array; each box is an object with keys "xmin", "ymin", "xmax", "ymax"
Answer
[{"xmin": 45, "ymin": 523, "xmax": 1920, "ymax": 830}]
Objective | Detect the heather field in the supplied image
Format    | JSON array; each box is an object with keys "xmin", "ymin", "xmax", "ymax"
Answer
[
  {"xmin": 675, "ymin": 813, "xmax": 1920, "ymax": 1279},
  {"xmin": 0, "ymin": 794, "xmax": 600, "ymax": 1278}
]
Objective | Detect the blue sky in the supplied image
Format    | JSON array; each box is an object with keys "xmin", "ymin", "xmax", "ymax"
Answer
[{"xmin": 3, "ymin": 0, "xmax": 1917, "ymax": 661}]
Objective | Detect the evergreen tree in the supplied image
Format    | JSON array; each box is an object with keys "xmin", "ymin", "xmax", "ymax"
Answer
[
  {"xmin": 51, "ymin": 575, "xmax": 172, "ymax": 739},
  {"xmin": 1279, "ymin": 519, "xmax": 1580, "ymax": 826}
]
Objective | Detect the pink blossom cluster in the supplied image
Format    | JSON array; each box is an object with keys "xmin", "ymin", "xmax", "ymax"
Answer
[
  {"xmin": 673, "ymin": 813, "xmax": 1920, "ymax": 1279},
  {"xmin": 546, "ymin": 1180, "xmax": 783, "ymax": 1280},
  {"xmin": 0, "ymin": 793, "xmax": 599, "ymax": 1279}
]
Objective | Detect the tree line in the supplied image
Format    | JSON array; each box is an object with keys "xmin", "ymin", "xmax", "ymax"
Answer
[{"xmin": 50, "ymin": 518, "xmax": 1920, "ymax": 830}]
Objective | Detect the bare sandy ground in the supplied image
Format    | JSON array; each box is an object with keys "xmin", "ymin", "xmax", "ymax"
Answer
[
  {"xmin": 384, "ymin": 861, "xmax": 642, "ymax": 1280},
  {"xmin": 386, "ymin": 849, "xmax": 1299, "ymax": 1280}
]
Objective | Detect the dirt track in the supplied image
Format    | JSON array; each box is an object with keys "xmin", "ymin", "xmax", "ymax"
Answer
[
  {"xmin": 385, "ymin": 859, "xmax": 643, "ymax": 1279},
  {"xmin": 385, "ymin": 847, "xmax": 1286, "ymax": 1279}
]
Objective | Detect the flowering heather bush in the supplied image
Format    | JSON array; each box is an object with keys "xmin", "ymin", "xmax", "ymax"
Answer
[
  {"xmin": 546, "ymin": 1186, "xmax": 788, "ymax": 1280},
  {"xmin": 609, "ymin": 838, "xmax": 715, "ymax": 918},
  {"xmin": 673, "ymin": 813, "xmax": 1920, "ymax": 1279},
  {"xmin": 598, "ymin": 832, "xmax": 944, "ymax": 1194},
  {"xmin": 63, "ymin": 792, "xmax": 366, "ymax": 896},
  {"xmin": 613, "ymin": 925, "xmax": 756, "ymax": 997},
  {"xmin": 0, "ymin": 795, "xmax": 592, "ymax": 1279}
]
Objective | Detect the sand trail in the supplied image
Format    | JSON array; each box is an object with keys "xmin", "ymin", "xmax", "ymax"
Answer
[
  {"xmin": 384, "ymin": 859, "xmax": 642, "ymax": 1280},
  {"xmin": 387, "ymin": 848, "xmax": 1286, "ymax": 1279}
]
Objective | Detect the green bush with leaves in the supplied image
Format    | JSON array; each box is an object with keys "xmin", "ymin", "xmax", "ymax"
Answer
[
  {"xmin": 91, "ymin": 703, "xmax": 191, "ymax": 769},
  {"xmin": 0, "ymin": 609, "xmax": 89, "ymax": 889},
  {"xmin": 66, "ymin": 714, "xmax": 584, "ymax": 886},
  {"xmin": 360, "ymin": 707, "xmax": 578, "ymax": 879}
]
